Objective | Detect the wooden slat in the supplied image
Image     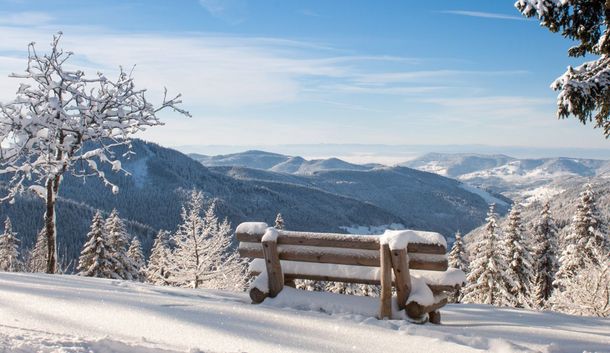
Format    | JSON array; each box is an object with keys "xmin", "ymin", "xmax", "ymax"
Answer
[
  {"xmin": 236, "ymin": 230, "xmax": 446, "ymax": 254},
  {"xmin": 262, "ymin": 239, "xmax": 284, "ymax": 297},
  {"xmin": 379, "ymin": 243, "xmax": 392, "ymax": 319},
  {"xmin": 248, "ymin": 270, "xmax": 457, "ymax": 295},
  {"xmin": 390, "ymin": 248, "xmax": 411, "ymax": 311},
  {"xmin": 239, "ymin": 242, "xmax": 448, "ymax": 270}
]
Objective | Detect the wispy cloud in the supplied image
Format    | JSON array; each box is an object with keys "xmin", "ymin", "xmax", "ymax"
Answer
[
  {"xmin": 0, "ymin": 25, "xmax": 436, "ymax": 109},
  {"xmin": 353, "ymin": 70, "xmax": 529, "ymax": 84},
  {"xmin": 0, "ymin": 11, "xmax": 54, "ymax": 26},
  {"xmin": 441, "ymin": 10, "xmax": 527, "ymax": 21},
  {"xmin": 199, "ymin": 0, "xmax": 247, "ymax": 25}
]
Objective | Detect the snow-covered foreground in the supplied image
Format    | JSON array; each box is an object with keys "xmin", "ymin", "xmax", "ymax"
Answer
[{"xmin": 0, "ymin": 273, "xmax": 608, "ymax": 353}]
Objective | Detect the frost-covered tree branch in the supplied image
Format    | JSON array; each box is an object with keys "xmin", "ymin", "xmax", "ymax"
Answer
[
  {"xmin": 0, "ymin": 32, "xmax": 190, "ymax": 273},
  {"xmin": 515, "ymin": 0, "xmax": 610, "ymax": 137}
]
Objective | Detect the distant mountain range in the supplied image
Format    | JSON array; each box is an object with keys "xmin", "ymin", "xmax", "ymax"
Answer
[
  {"xmin": 2, "ymin": 143, "xmax": 509, "ymax": 267},
  {"xmin": 402, "ymin": 153, "xmax": 610, "ymax": 202},
  {"xmin": 190, "ymin": 151, "xmax": 380, "ymax": 175},
  {"xmin": 191, "ymin": 150, "xmax": 511, "ymax": 235}
]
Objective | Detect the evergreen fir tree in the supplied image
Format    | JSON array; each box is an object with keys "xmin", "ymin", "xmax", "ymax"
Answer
[
  {"xmin": 324, "ymin": 282, "xmax": 379, "ymax": 297},
  {"xmin": 0, "ymin": 217, "xmax": 23, "ymax": 272},
  {"xmin": 448, "ymin": 231, "xmax": 468, "ymax": 303},
  {"xmin": 28, "ymin": 228, "xmax": 48, "ymax": 273},
  {"xmin": 502, "ymin": 204, "xmax": 534, "ymax": 308},
  {"xmin": 105, "ymin": 209, "xmax": 137, "ymax": 280},
  {"xmin": 555, "ymin": 183, "xmax": 608, "ymax": 289},
  {"xmin": 77, "ymin": 211, "xmax": 120, "ymax": 279},
  {"xmin": 296, "ymin": 279, "xmax": 327, "ymax": 292},
  {"xmin": 170, "ymin": 190, "xmax": 206, "ymax": 288},
  {"xmin": 212, "ymin": 217, "xmax": 247, "ymax": 291},
  {"xmin": 532, "ymin": 202, "xmax": 559, "ymax": 309},
  {"xmin": 170, "ymin": 192, "xmax": 246, "ymax": 290},
  {"xmin": 274, "ymin": 213, "xmax": 285, "ymax": 230},
  {"xmin": 462, "ymin": 204, "xmax": 515, "ymax": 306},
  {"xmin": 145, "ymin": 230, "xmax": 172, "ymax": 285},
  {"xmin": 551, "ymin": 248, "xmax": 610, "ymax": 317},
  {"xmin": 127, "ymin": 236, "xmax": 146, "ymax": 282}
]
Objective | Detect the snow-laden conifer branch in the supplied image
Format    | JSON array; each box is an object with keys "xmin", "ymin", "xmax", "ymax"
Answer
[{"xmin": 515, "ymin": 0, "xmax": 610, "ymax": 137}]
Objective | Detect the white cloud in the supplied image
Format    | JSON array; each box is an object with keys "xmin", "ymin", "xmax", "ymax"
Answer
[
  {"xmin": 441, "ymin": 10, "xmax": 527, "ymax": 21},
  {"xmin": 0, "ymin": 25, "xmax": 457, "ymax": 109},
  {"xmin": 0, "ymin": 11, "xmax": 54, "ymax": 26}
]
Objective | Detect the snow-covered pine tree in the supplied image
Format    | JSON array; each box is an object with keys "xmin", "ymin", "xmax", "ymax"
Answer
[
  {"xmin": 0, "ymin": 33, "xmax": 189, "ymax": 273},
  {"xmin": 0, "ymin": 217, "xmax": 23, "ymax": 272},
  {"xmin": 296, "ymin": 279, "xmax": 327, "ymax": 292},
  {"xmin": 170, "ymin": 192, "xmax": 247, "ymax": 290},
  {"xmin": 550, "ymin": 247, "xmax": 610, "ymax": 317},
  {"xmin": 448, "ymin": 231, "xmax": 468, "ymax": 303},
  {"xmin": 27, "ymin": 228, "xmax": 48, "ymax": 272},
  {"xmin": 324, "ymin": 282, "xmax": 380, "ymax": 297},
  {"xmin": 532, "ymin": 202, "xmax": 559, "ymax": 309},
  {"xmin": 555, "ymin": 183, "xmax": 608, "ymax": 289},
  {"xmin": 105, "ymin": 209, "xmax": 137, "ymax": 281},
  {"xmin": 462, "ymin": 204, "xmax": 515, "ymax": 306},
  {"xmin": 169, "ymin": 190, "xmax": 207, "ymax": 288},
  {"xmin": 145, "ymin": 230, "xmax": 172, "ymax": 285},
  {"xmin": 502, "ymin": 204, "xmax": 534, "ymax": 308},
  {"xmin": 127, "ymin": 237, "xmax": 146, "ymax": 282},
  {"xmin": 515, "ymin": 0, "xmax": 610, "ymax": 137},
  {"xmin": 200, "ymin": 203, "xmax": 246, "ymax": 290},
  {"xmin": 274, "ymin": 213, "xmax": 285, "ymax": 230},
  {"xmin": 77, "ymin": 211, "xmax": 120, "ymax": 279}
]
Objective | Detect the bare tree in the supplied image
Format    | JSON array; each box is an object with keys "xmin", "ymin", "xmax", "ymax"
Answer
[{"xmin": 0, "ymin": 33, "xmax": 190, "ymax": 273}]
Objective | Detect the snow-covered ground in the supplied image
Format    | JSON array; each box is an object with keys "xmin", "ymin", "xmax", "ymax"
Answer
[{"xmin": 1, "ymin": 273, "xmax": 608, "ymax": 353}]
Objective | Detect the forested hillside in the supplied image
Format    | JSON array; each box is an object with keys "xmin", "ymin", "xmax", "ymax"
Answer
[{"xmin": 0, "ymin": 140, "xmax": 399, "ymax": 267}]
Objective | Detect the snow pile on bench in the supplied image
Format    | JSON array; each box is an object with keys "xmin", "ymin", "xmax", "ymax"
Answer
[
  {"xmin": 261, "ymin": 227, "xmax": 279, "ymax": 242},
  {"xmin": 235, "ymin": 222, "xmax": 269, "ymax": 235},
  {"xmin": 249, "ymin": 259, "xmax": 465, "ymax": 287},
  {"xmin": 380, "ymin": 229, "xmax": 447, "ymax": 250}
]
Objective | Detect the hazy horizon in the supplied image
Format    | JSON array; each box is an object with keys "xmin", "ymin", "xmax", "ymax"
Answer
[{"xmin": 173, "ymin": 143, "xmax": 610, "ymax": 165}]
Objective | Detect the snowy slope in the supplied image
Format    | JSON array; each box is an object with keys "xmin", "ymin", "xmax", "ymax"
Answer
[
  {"xmin": 402, "ymin": 153, "xmax": 610, "ymax": 202},
  {"xmin": 1, "ymin": 273, "xmax": 609, "ymax": 353}
]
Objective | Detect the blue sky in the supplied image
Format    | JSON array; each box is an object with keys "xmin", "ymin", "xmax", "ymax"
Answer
[{"xmin": 0, "ymin": 0, "xmax": 608, "ymax": 159}]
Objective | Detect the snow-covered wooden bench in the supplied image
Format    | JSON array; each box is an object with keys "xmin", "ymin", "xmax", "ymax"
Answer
[{"xmin": 236, "ymin": 222, "xmax": 465, "ymax": 323}]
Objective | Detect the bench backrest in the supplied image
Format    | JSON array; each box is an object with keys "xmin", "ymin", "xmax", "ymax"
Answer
[{"xmin": 237, "ymin": 225, "xmax": 448, "ymax": 273}]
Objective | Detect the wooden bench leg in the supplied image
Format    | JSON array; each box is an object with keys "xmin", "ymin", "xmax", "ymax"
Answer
[
  {"xmin": 250, "ymin": 287, "xmax": 269, "ymax": 304},
  {"xmin": 379, "ymin": 243, "xmax": 393, "ymax": 319},
  {"xmin": 406, "ymin": 297, "xmax": 447, "ymax": 323},
  {"xmin": 389, "ymin": 248, "xmax": 411, "ymax": 311},
  {"xmin": 262, "ymin": 238, "xmax": 284, "ymax": 298},
  {"xmin": 429, "ymin": 310, "xmax": 441, "ymax": 324}
]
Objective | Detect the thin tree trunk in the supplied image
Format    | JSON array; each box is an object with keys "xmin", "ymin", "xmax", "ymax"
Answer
[{"xmin": 45, "ymin": 178, "xmax": 57, "ymax": 274}]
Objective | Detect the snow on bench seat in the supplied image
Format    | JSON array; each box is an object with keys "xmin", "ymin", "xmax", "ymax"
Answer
[{"xmin": 248, "ymin": 259, "xmax": 465, "ymax": 288}]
